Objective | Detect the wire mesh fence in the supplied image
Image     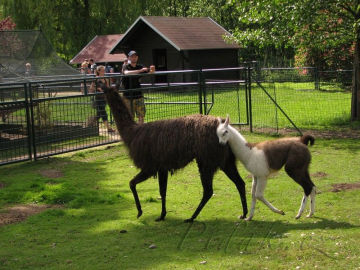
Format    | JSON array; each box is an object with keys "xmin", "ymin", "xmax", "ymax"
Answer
[
  {"xmin": 249, "ymin": 67, "xmax": 352, "ymax": 133},
  {"xmin": 201, "ymin": 68, "xmax": 250, "ymax": 125},
  {"xmin": 0, "ymin": 67, "xmax": 355, "ymax": 166}
]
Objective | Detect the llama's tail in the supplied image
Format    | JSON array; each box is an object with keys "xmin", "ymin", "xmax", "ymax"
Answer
[{"xmin": 300, "ymin": 134, "xmax": 315, "ymax": 146}]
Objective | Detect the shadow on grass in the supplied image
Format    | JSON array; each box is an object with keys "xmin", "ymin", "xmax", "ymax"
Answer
[
  {"xmin": 0, "ymin": 144, "xmax": 359, "ymax": 269},
  {"xmin": 75, "ymin": 213, "xmax": 359, "ymax": 268},
  {"xmin": 0, "ymin": 153, "xmax": 130, "ymax": 209}
]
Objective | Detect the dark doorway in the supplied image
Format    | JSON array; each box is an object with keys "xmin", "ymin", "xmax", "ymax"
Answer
[{"xmin": 153, "ymin": 49, "xmax": 167, "ymax": 83}]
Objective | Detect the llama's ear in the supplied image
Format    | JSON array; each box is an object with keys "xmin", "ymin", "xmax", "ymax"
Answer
[
  {"xmin": 224, "ymin": 114, "xmax": 230, "ymax": 127},
  {"xmin": 217, "ymin": 117, "xmax": 222, "ymax": 124}
]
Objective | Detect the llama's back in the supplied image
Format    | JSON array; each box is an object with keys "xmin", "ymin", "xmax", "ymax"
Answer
[
  {"xmin": 256, "ymin": 137, "xmax": 312, "ymax": 171},
  {"xmin": 128, "ymin": 114, "xmax": 231, "ymax": 173}
]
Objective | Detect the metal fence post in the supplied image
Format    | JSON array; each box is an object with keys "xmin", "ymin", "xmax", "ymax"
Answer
[
  {"xmin": 198, "ymin": 70, "xmax": 203, "ymax": 114},
  {"xmin": 28, "ymin": 82, "xmax": 38, "ymax": 160},
  {"xmin": 315, "ymin": 67, "xmax": 320, "ymax": 90},
  {"xmin": 247, "ymin": 67, "xmax": 253, "ymax": 132},
  {"xmin": 83, "ymin": 78, "xmax": 88, "ymax": 95},
  {"xmin": 24, "ymin": 82, "xmax": 33, "ymax": 161}
]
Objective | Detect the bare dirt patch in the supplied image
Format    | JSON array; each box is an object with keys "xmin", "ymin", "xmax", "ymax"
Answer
[
  {"xmin": 331, "ymin": 182, "xmax": 360, "ymax": 192},
  {"xmin": 0, "ymin": 204, "xmax": 62, "ymax": 226},
  {"xmin": 311, "ymin": 171, "xmax": 328, "ymax": 178},
  {"xmin": 39, "ymin": 169, "xmax": 63, "ymax": 178}
]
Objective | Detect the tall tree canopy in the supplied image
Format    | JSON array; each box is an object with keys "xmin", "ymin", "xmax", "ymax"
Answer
[
  {"xmin": 1, "ymin": 0, "xmax": 359, "ymax": 119},
  {"xmin": 228, "ymin": 0, "xmax": 360, "ymax": 119}
]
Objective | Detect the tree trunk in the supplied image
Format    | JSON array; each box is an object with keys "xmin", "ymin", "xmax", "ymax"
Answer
[{"xmin": 351, "ymin": 34, "xmax": 360, "ymax": 121}]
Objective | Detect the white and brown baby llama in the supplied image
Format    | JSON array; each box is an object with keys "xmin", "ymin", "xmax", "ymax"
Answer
[{"xmin": 216, "ymin": 116, "xmax": 316, "ymax": 221}]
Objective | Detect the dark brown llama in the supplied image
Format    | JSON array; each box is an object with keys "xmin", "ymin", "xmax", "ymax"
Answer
[{"xmin": 102, "ymin": 85, "xmax": 248, "ymax": 222}]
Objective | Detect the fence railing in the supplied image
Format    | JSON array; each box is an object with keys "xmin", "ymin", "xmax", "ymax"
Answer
[
  {"xmin": 0, "ymin": 68, "xmax": 250, "ymax": 166},
  {"xmin": 0, "ymin": 67, "xmax": 354, "ymax": 166}
]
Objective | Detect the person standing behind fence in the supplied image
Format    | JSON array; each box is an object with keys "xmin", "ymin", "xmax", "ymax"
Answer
[
  {"xmin": 89, "ymin": 58, "xmax": 97, "ymax": 74},
  {"xmin": 123, "ymin": 50, "xmax": 155, "ymax": 124},
  {"xmin": 87, "ymin": 65, "xmax": 115, "ymax": 133},
  {"xmin": 81, "ymin": 59, "xmax": 89, "ymax": 74},
  {"xmin": 24, "ymin": 62, "xmax": 32, "ymax": 77}
]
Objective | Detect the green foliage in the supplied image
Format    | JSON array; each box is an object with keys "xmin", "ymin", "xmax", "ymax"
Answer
[
  {"xmin": 291, "ymin": 0, "xmax": 356, "ymax": 70},
  {"xmin": 0, "ymin": 0, "xmax": 240, "ymax": 62}
]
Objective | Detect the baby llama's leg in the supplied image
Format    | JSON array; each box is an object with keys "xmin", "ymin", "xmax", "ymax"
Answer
[
  {"xmin": 255, "ymin": 177, "xmax": 285, "ymax": 215},
  {"xmin": 286, "ymin": 167, "xmax": 314, "ymax": 219},
  {"xmin": 295, "ymin": 194, "xmax": 308, "ymax": 219},
  {"xmin": 246, "ymin": 176, "xmax": 258, "ymax": 221},
  {"xmin": 307, "ymin": 186, "xmax": 316, "ymax": 218}
]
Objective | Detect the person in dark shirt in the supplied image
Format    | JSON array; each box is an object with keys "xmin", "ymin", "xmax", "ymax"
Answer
[
  {"xmin": 123, "ymin": 50, "xmax": 154, "ymax": 124},
  {"xmin": 87, "ymin": 65, "xmax": 115, "ymax": 133}
]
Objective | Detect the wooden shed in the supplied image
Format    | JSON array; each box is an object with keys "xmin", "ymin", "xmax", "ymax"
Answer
[
  {"xmin": 70, "ymin": 34, "xmax": 127, "ymax": 71},
  {"xmin": 110, "ymin": 16, "xmax": 240, "ymax": 82}
]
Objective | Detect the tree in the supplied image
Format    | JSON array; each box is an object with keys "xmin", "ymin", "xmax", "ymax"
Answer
[
  {"xmin": 292, "ymin": 0, "xmax": 360, "ymax": 120},
  {"xmin": 228, "ymin": 0, "xmax": 360, "ymax": 121}
]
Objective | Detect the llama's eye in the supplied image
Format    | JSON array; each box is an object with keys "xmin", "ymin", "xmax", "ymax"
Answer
[{"xmin": 223, "ymin": 130, "xmax": 228, "ymax": 136}]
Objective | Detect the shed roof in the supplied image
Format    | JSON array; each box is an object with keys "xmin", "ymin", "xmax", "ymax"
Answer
[
  {"xmin": 110, "ymin": 16, "xmax": 239, "ymax": 53},
  {"xmin": 70, "ymin": 34, "xmax": 126, "ymax": 64}
]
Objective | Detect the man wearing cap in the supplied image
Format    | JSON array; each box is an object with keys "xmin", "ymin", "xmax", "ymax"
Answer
[{"xmin": 122, "ymin": 50, "xmax": 155, "ymax": 124}]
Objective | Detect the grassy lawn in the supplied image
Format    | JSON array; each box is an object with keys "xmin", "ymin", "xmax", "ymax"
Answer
[
  {"xmin": 0, "ymin": 133, "xmax": 359, "ymax": 269},
  {"xmin": 144, "ymin": 82, "xmax": 353, "ymax": 131}
]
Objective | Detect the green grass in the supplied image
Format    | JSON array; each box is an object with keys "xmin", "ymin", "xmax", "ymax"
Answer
[
  {"xmin": 2, "ymin": 81, "xmax": 354, "ymax": 132},
  {"xmin": 0, "ymin": 134, "xmax": 360, "ymax": 269},
  {"xmin": 144, "ymin": 82, "xmax": 354, "ymax": 131}
]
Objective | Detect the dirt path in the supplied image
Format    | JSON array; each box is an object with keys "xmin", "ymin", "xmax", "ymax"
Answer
[{"xmin": 0, "ymin": 204, "xmax": 62, "ymax": 227}]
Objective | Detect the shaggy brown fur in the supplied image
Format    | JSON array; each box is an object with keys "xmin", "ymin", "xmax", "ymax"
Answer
[
  {"xmin": 248, "ymin": 135, "xmax": 314, "ymax": 173},
  {"xmin": 103, "ymin": 85, "xmax": 248, "ymax": 222}
]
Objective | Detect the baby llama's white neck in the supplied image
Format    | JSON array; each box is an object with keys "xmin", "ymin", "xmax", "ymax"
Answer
[{"xmin": 227, "ymin": 125, "xmax": 254, "ymax": 163}]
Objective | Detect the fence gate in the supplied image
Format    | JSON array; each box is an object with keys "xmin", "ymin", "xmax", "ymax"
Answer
[
  {"xmin": 0, "ymin": 83, "xmax": 32, "ymax": 165},
  {"xmin": 201, "ymin": 67, "xmax": 252, "ymax": 128}
]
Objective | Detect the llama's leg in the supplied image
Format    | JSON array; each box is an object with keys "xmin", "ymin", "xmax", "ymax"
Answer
[
  {"xmin": 185, "ymin": 167, "xmax": 215, "ymax": 223},
  {"xmin": 295, "ymin": 195, "xmax": 308, "ymax": 219},
  {"xmin": 245, "ymin": 176, "xmax": 258, "ymax": 221},
  {"xmin": 255, "ymin": 177, "xmax": 285, "ymax": 215},
  {"xmin": 156, "ymin": 169, "xmax": 168, "ymax": 222},
  {"xmin": 129, "ymin": 170, "xmax": 152, "ymax": 218},
  {"xmin": 285, "ymin": 167, "xmax": 315, "ymax": 219},
  {"xmin": 307, "ymin": 186, "xmax": 316, "ymax": 218},
  {"xmin": 221, "ymin": 161, "xmax": 248, "ymax": 219}
]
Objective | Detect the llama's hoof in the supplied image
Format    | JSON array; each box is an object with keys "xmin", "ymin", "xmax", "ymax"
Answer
[
  {"xmin": 245, "ymin": 217, "xmax": 253, "ymax": 221},
  {"xmin": 279, "ymin": 210, "xmax": 285, "ymax": 215},
  {"xmin": 184, "ymin": 218, "xmax": 194, "ymax": 223},
  {"xmin": 137, "ymin": 211, "xmax": 143, "ymax": 218},
  {"xmin": 238, "ymin": 215, "xmax": 246, "ymax": 220},
  {"xmin": 295, "ymin": 215, "xmax": 301, "ymax": 219},
  {"xmin": 306, "ymin": 213, "xmax": 314, "ymax": 218},
  {"xmin": 155, "ymin": 216, "xmax": 165, "ymax": 222}
]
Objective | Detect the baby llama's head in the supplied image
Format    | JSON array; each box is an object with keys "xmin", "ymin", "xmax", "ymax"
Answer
[{"xmin": 216, "ymin": 115, "xmax": 231, "ymax": 145}]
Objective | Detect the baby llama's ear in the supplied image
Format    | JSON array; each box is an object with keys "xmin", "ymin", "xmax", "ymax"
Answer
[
  {"xmin": 224, "ymin": 114, "xmax": 230, "ymax": 127},
  {"xmin": 217, "ymin": 117, "xmax": 222, "ymax": 124}
]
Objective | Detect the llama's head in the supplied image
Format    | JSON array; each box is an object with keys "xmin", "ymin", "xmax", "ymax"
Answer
[{"xmin": 216, "ymin": 115, "xmax": 231, "ymax": 145}]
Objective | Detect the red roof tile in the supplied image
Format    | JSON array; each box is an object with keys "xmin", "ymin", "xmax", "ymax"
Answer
[
  {"xmin": 70, "ymin": 34, "xmax": 126, "ymax": 64},
  {"xmin": 111, "ymin": 16, "xmax": 240, "ymax": 52}
]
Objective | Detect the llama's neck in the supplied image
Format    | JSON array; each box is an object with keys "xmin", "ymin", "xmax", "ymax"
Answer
[
  {"xmin": 227, "ymin": 125, "xmax": 254, "ymax": 164},
  {"xmin": 104, "ymin": 88, "xmax": 137, "ymax": 145}
]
